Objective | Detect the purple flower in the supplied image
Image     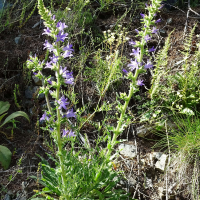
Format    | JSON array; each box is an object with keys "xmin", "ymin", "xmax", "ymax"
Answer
[
  {"xmin": 152, "ymin": 27, "xmax": 158, "ymax": 34},
  {"xmin": 122, "ymin": 69, "xmax": 128, "ymax": 74},
  {"xmin": 56, "ymin": 22, "xmax": 68, "ymax": 31},
  {"xmin": 47, "ymin": 78, "xmax": 52, "ymax": 85},
  {"xmin": 43, "ymin": 40, "xmax": 53, "ymax": 51},
  {"xmin": 135, "ymin": 29, "xmax": 139, "ymax": 34},
  {"xmin": 159, "ymin": 4, "xmax": 164, "ymax": 9},
  {"xmin": 62, "ymin": 51, "xmax": 73, "ymax": 58},
  {"xmin": 45, "ymin": 61, "xmax": 53, "ymax": 69},
  {"xmin": 49, "ymin": 127, "xmax": 54, "ymax": 131},
  {"xmin": 137, "ymin": 79, "xmax": 144, "ymax": 86},
  {"xmin": 51, "ymin": 15, "xmax": 56, "ymax": 20},
  {"xmin": 129, "ymin": 39, "xmax": 136, "ymax": 46},
  {"xmin": 66, "ymin": 108, "xmax": 76, "ymax": 118},
  {"xmin": 56, "ymin": 31, "xmax": 68, "ymax": 42},
  {"xmin": 148, "ymin": 46, "xmax": 156, "ymax": 52},
  {"xmin": 40, "ymin": 112, "xmax": 51, "ymax": 121},
  {"xmin": 128, "ymin": 59, "xmax": 139, "ymax": 71},
  {"xmin": 144, "ymin": 35, "xmax": 151, "ymax": 42},
  {"xmin": 62, "ymin": 129, "xmax": 76, "ymax": 138},
  {"xmin": 57, "ymin": 95, "xmax": 69, "ymax": 110},
  {"xmin": 144, "ymin": 60, "xmax": 153, "ymax": 69},
  {"xmin": 63, "ymin": 43, "xmax": 74, "ymax": 52},
  {"xmin": 50, "ymin": 54, "xmax": 59, "ymax": 63},
  {"xmin": 155, "ymin": 19, "xmax": 162, "ymax": 23},
  {"xmin": 130, "ymin": 47, "xmax": 140, "ymax": 59},
  {"xmin": 140, "ymin": 13, "xmax": 145, "ymax": 18},
  {"xmin": 63, "ymin": 71, "xmax": 74, "ymax": 85},
  {"xmin": 33, "ymin": 72, "xmax": 37, "ymax": 75},
  {"xmin": 42, "ymin": 27, "xmax": 51, "ymax": 36}
]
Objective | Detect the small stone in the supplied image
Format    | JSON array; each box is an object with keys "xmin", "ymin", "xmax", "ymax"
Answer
[
  {"xmin": 167, "ymin": 18, "xmax": 172, "ymax": 24},
  {"xmin": 155, "ymin": 154, "xmax": 168, "ymax": 172},
  {"xmin": 32, "ymin": 75, "xmax": 42, "ymax": 86},
  {"xmin": 118, "ymin": 143, "xmax": 137, "ymax": 158},
  {"xmin": 3, "ymin": 194, "xmax": 11, "ymax": 200},
  {"xmin": 14, "ymin": 36, "xmax": 22, "ymax": 45},
  {"xmin": 136, "ymin": 125, "xmax": 152, "ymax": 137}
]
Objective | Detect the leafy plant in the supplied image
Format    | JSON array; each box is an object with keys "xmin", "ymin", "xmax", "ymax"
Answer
[
  {"xmin": 0, "ymin": 101, "xmax": 29, "ymax": 169},
  {"xmin": 0, "ymin": 145, "xmax": 12, "ymax": 170},
  {"xmin": 31, "ymin": 150, "xmax": 130, "ymax": 200},
  {"xmin": 0, "ymin": 101, "xmax": 29, "ymax": 129},
  {"xmin": 150, "ymin": 23, "xmax": 200, "ymax": 116}
]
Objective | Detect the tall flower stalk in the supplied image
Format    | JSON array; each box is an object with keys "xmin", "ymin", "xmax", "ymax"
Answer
[
  {"xmin": 106, "ymin": 0, "xmax": 163, "ymax": 158},
  {"xmin": 27, "ymin": 1, "xmax": 75, "ymax": 199}
]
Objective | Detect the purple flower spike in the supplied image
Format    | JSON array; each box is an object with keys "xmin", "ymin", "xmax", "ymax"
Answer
[
  {"xmin": 56, "ymin": 31, "xmax": 68, "ymax": 42},
  {"xmin": 144, "ymin": 35, "xmax": 151, "ymax": 42},
  {"xmin": 144, "ymin": 60, "xmax": 153, "ymax": 69},
  {"xmin": 62, "ymin": 129, "xmax": 76, "ymax": 138},
  {"xmin": 129, "ymin": 39, "xmax": 136, "ymax": 46},
  {"xmin": 140, "ymin": 13, "xmax": 145, "ymax": 18},
  {"xmin": 56, "ymin": 22, "xmax": 68, "ymax": 31},
  {"xmin": 148, "ymin": 46, "xmax": 156, "ymax": 52},
  {"xmin": 155, "ymin": 19, "xmax": 162, "ymax": 23},
  {"xmin": 42, "ymin": 27, "xmax": 51, "ymax": 36},
  {"xmin": 130, "ymin": 47, "xmax": 140, "ymax": 59},
  {"xmin": 137, "ymin": 79, "xmax": 144, "ymax": 86},
  {"xmin": 128, "ymin": 59, "xmax": 139, "ymax": 71},
  {"xmin": 57, "ymin": 95, "xmax": 69, "ymax": 110},
  {"xmin": 152, "ymin": 27, "xmax": 158, "ymax": 34},
  {"xmin": 40, "ymin": 112, "xmax": 51, "ymax": 121}
]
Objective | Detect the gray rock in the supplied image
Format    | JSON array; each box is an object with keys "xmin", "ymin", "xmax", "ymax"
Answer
[
  {"xmin": 25, "ymin": 86, "xmax": 44, "ymax": 99},
  {"xmin": 155, "ymin": 153, "xmax": 168, "ymax": 172},
  {"xmin": 14, "ymin": 36, "xmax": 22, "ymax": 45},
  {"xmin": 167, "ymin": 18, "xmax": 172, "ymax": 25},
  {"xmin": 32, "ymin": 75, "xmax": 42, "ymax": 86},
  {"xmin": 118, "ymin": 143, "xmax": 137, "ymax": 158},
  {"xmin": 145, "ymin": 177, "xmax": 153, "ymax": 189},
  {"xmin": 4, "ymin": 194, "xmax": 11, "ymax": 200},
  {"xmin": 136, "ymin": 125, "xmax": 152, "ymax": 137}
]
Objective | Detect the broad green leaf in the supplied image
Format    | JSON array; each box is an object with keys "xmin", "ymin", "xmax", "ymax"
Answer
[
  {"xmin": 0, "ymin": 111, "xmax": 30, "ymax": 128},
  {"xmin": 0, "ymin": 101, "xmax": 10, "ymax": 115},
  {"xmin": 0, "ymin": 112, "xmax": 7, "ymax": 123},
  {"xmin": 0, "ymin": 145, "xmax": 12, "ymax": 170},
  {"xmin": 180, "ymin": 108, "xmax": 195, "ymax": 116}
]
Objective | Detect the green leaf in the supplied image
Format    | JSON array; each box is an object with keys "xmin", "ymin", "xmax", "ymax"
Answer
[
  {"xmin": 0, "ymin": 145, "xmax": 12, "ymax": 170},
  {"xmin": 0, "ymin": 111, "xmax": 29, "ymax": 128},
  {"xmin": 0, "ymin": 113, "xmax": 7, "ymax": 123},
  {"xmin": 0, "ymin": 101, "xmax": 10, "ymax": 115},
  {"xmin": 180, "ymin": 108, "xmax": 195, "ymax": 116}
]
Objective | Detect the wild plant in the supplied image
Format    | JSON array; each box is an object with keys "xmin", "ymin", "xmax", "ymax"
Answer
[
  {"xmin": 27, "ymin": 0, "xmax": 163, "ymax": 199},
  {"xmin": 0, "ymin": 101, "xmax": 29, "ymax": 170},
  {"xmin": 150, "ymin": 23, "xmax": 200, "ymax": 116},
  {"xmin": 13, "ymin": 84, "xmax": 21, "ymax": 109}
]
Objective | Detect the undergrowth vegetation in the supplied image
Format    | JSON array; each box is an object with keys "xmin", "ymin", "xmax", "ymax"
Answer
[{"xmin": 1, "ymin": 0, "xmax": 200, "ymax": 199}]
